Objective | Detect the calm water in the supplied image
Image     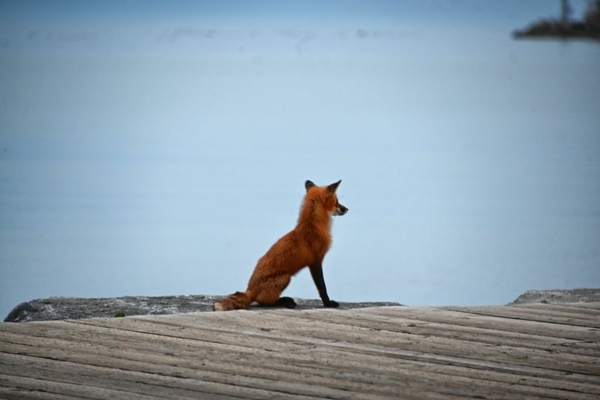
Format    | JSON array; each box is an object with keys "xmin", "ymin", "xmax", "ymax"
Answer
[{"xmin": 1, "ymin": 2, "xmax": 600, "ymax": 318}]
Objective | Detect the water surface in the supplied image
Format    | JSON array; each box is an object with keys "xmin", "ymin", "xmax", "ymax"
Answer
[{"xmin": 1, "ymin": 1, "xmax": 599, "ymax": 318}]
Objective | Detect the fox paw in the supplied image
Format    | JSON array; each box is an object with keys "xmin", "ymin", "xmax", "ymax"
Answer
[
  {"xmin": 277, "ymin": 296, "xmax": 297, "ymax": 308},
  {"xmin": 323, "ymin": 300, "xmax": 339, "ymax": 308}
]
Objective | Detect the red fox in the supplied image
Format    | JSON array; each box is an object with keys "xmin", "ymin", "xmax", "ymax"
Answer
[{"xmin": 213, "ymin": 180, "xmax": 348, "ymax": 311}]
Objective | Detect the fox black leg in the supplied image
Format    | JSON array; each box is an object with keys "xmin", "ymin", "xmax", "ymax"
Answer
[{"xmin": 309, "ymin": 262, "xmax": 339, "ymax": 308}]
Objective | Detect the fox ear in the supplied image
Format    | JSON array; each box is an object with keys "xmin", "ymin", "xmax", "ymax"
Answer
[
  {"xmin": 327, "ymin": 180, "xmax": 342, "ymax": 193},
  {"xmin": 305, "ymin": 180, "xmax": 316, "ymax": 191}
]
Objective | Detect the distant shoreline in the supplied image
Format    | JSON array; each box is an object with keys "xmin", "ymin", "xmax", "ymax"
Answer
[{"xmin": 513, "ymin": 20, "xmax": 600, "ymax": 41}]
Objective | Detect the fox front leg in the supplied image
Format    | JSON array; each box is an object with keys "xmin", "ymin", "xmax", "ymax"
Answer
[{"xmin": 309, "ymin": 262, "xmax": 339, "ymax": 308}]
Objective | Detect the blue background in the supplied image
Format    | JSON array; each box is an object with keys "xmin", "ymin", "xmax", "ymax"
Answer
[{"xmin": 1, "ymin": 1, "xmax": 599, "ymax": 318}]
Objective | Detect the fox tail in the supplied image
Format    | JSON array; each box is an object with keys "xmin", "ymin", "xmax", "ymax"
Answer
[{"xmin": 213, "ymin": 290, "xmax": 253, "ymax": 311}]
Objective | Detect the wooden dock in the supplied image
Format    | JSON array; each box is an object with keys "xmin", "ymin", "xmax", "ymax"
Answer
[{"xmin": 1, "ymin": 303, "xmax": 599, "ymax": 399}]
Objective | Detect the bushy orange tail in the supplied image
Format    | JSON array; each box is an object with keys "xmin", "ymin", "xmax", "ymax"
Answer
[{"xmin": 213, "ymin": 291, "xmax": 253, "ymax": 311}]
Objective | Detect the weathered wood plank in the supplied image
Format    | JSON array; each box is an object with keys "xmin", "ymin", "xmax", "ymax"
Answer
[
  {"xmin": 443, "ymin": 305, "xmax": 600, "ymax": 328},
  {"xmin": 0, "ymin": 322, "xmax": 482, "ymax": 398},
  {"xmin": 365, "ymin": 306, "xmax": 600, "ymax": 341},
  {"xmin": 2, "ymin": 314, "xmax": 596, "ymax": 396},
  {"xmin": 0, "ymin": 329, "xmax": 588, "ymax": 400},
  {"xmin": 1, "ymin": 305, "xmax": 599, "ymax": 399},
  {"xmin": 0, "ymin": 373, "xmax": 168, "ymax": 400},
  {"xmin": 4, "ymin": 308, "xmax": 600, "ymax": 386},
  {"xmin": 0, "ymin": 352, "xmax": 322, "ymax": 400},
  {"xmin": 126, "ymin": 310, "xmax": 600, "ymax": 377},
  {"xmin": 3, "ymin": 324, "xmax": 442, "ymax": 400},
  {"xmin": 1, "ymin": 324, "xmax": 593, "ymax": 397},
  {"xmin": 0, "ymin": 341, "xmax": 397, "ymax": 400},
  {"xmin": 511, "ymin": 302, "xmax": 600, "ymax": 316},
  {"xmin": 549, "ymin": 302, "xmax": 600, "ymax": 310},
  {"xmin": 266, "ymin": 308, "xmax": 599, "ymax": 356}
]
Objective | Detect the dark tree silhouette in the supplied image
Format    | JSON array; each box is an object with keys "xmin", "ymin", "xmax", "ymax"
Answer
[
  {"xmin": 561, "ymin": 0, "xmax": 573, "ymax": 24},
  {"xmin": 584, "ymin": 0, "xmax": 600, "ymax": 27},
  {"xmin": 513, "ymin": 0, "xmax": 600, "ymax": 40}
]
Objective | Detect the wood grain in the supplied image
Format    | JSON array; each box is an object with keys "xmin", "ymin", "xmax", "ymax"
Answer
[{"xmin": 1, "ymin": 304, "xmax": 599, "ymax": 399}]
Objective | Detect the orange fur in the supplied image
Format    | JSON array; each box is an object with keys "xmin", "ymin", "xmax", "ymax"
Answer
[{"xmin": 214, "ymin": 180, "xmax": 348, "ymax": 311}]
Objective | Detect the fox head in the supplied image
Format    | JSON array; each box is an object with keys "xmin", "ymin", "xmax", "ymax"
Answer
[{"xmin": 305, "ymin": 180, "xmax": 348, "ymax": 216}]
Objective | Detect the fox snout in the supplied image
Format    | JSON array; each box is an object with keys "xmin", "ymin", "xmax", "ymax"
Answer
[{"xmin": 335, "ymin": 203, "xmax": 348, "ymax": 216}]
